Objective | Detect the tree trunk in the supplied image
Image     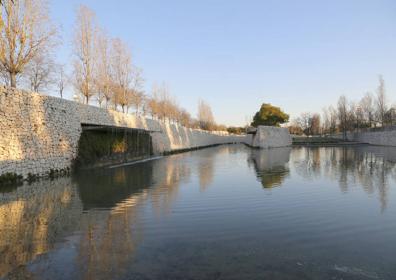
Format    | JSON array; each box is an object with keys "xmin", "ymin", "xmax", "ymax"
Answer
[{"xmin": 10, "ymin": 72, "xmax": 16, "ymax": 88}]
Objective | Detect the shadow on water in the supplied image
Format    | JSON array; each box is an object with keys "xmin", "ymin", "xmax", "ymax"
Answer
[
  {"xmin": 73, "ymin": 161, "xmax": 154, "ymax": 210},
  {"xmin": 248, "ymin": 147, "xmax": 292, "ymax": 188}
]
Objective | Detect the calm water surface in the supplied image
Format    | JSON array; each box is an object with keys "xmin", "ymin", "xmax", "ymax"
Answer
[{"xmin": 1, "ymin": 145, "xmax": 396, "ymax": 279}]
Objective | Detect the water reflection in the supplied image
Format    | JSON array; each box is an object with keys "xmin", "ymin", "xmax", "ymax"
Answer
[
  {"xmin": 197, "ymin": 150, "xmax": 215, "ymax": 192},
  {"xmin": 72, "ymin": 154, "xmax": 196, "ymax": 279},
  {"xmin": 0, "ymin": 178, "xmax": 82, "ymax": 278},
  {"xmin": 1, "ymin": 145, "xmax": 396, "ymax": 279},
  {"xmin": 74, "ymin": 162, "xmax": 154, "ymax": 210},
  {"xmin": 291, "ymin": 146, "xmax": 396, "ymax": 211},
  {"xmin": 248, "ymin": 147, "xmax": 291, "ymax": 188}
]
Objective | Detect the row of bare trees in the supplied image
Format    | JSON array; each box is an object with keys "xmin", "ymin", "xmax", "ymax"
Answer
[
  {"xmin": 0, "ymin": 0, "xmax": 58, "ymax": 89},
  {"xmin": 0, "ymin": 0, "xmax": 226, "ymax": 131},
  {"xmin": 72, "ymin": 5, "xmax": 144, "ymax": 113},
  {"xmin": 71, "ymin": 5, "xmax": 225, "ymax": 130},
  {"xmin": 290, "ymin": 76, "xmax": 396, "ymax": 136},
  {"xmin": 144, "ymin": 84, "xmax": 225, "ymax": 130}
]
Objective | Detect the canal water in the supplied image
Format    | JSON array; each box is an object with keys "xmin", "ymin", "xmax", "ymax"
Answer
[{"xmin": 1, "ymin": 145, "xmax": 396, "ymax": 279}]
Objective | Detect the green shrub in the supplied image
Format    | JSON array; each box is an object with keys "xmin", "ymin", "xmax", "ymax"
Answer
[{"xmin": 0, "ymin": 172, "xmax": 23, "ymax": 187}]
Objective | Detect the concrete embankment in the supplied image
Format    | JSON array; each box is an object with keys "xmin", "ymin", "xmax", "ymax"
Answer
[
  {"xmin": 0, "ymin": 87, "xmax": 244, "ymax": 179},
  {"xmin": 330, "ymin": 130, "xmax": 396, "ymax": 147}
]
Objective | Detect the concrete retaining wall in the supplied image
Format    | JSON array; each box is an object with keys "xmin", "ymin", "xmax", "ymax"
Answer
[
  {"xmin": 0, "ymin": 87, "xmax": 244, "ymax": 178},
  {"xmin": 331, "ymin": 130, "xmax": 396, "ymax": 147},
  {"xmin": 249, "ymin": 126, "xmax": 292, "ymax": 148}
]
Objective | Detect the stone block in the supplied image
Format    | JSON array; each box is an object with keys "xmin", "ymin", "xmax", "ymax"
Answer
[{"xmin": 250, "ymin": 126, "xmax": 292, "ymax": 148}]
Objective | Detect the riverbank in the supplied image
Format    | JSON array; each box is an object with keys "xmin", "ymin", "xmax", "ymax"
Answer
[
  {"xmin": 0, "ymin": 87, "xmax": 245, "ymax": 180},
  {"xmin": 330, "ymin": 129, "xmax": 396, "ymax": 147},
  {"xmin": 2, "ymin": 87, "xmax": 395, "ymax": 181},
  {"xmin": 293, "ymin": 129, "xmax": 396, "ymax": 147},
  {"xmin": 292, "ymin": 136, "xmax": 363, "ymax": 146}
]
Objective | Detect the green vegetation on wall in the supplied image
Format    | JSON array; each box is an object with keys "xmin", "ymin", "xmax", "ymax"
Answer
[
  {"xmin": 75, "ymin": 128, "xmax": 153, "ymax": 168},
  {"xmin": 0, "ymin": 172, "xmax": 23, "ymax": 189}
]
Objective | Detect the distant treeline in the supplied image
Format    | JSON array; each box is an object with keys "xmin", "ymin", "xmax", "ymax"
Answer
[{"xmin": 289, "ymin": 76, "xmax": 395, "ymax": 136}]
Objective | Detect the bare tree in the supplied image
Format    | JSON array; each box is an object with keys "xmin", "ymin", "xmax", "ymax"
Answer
[
  {"xmin": 288, "ymin": 119, "xmax": 304, "ymax": 135},
  {"xmin": 111, "ymin": 38, "xmax": 133, "ymax": 112},
  {"xmin": 146, "ymin": 83, "xmax": 192, "ymax": 124},
  {"xmin": 348, "ymin": 101, "xmax": 357, "ymax": 131},
  {"xmin": 309, "ymin": 114, "xmax": 321, "ymax": 135},
  {"xmin": 322, "ymin": 108, "xmax": 331, "ymax": 134},
  {"xmin": 178, "ymin": 108, "xmax": 191, "ymax": 127},
  {"xmin": 359, "ymin": 92, "xmax": 374, "ymax": 128},
  {"xmin": 385, "ymin": 106, "xmax": 396, "ymax": 126},
  {"xmin": 146, "ymin": 96, "xmax": 159, "ymax": 119},
  {"xmin": 172, "ymin": 102, "xmax": 181, "ymax": 123},
  {"xmin": 197, "ymin": 99, "xmax": 215, "ymax": 130},
  {"xmin": 23, "ymin": 50, "xmax": 56, "ymax": 92},
  {"xmin": 57, "ymin": 64, "xmax": 68, "ymax": 98},
  {"xmin": 94, "ymin": 28, "xmax": 112, "ymax": 108},
  {"xmin": 146, "ymin": 84, "xmax": 165, "ymax": 119},
  {"xmin": 131, "ymin": 90, "xmax": 145, "ymax": 116},
  {"xmin": 337, "ymin": 95, "xmax": 348, "ymax": 140},
  {"xmin": 150, "ymin": 83, "xmax": 171, "ymax": 120},
  {"xmin": 328, "ymin": 105, "xmax": 338, "ymax": 134},
  {"xmin": 73, "ymin": 5, "xmax": 97, "ymax": 104},
  {"xmin": 354, "ymin": 103, "xmax": 364, "ymax": 131},
  {"xmin": 376, "ymin": 75, "xmax": 387, "ymax": 126},
  {"xmin": 0, "ymin": 0, "xmax": 57, "ymax": 88},
  {"xmin": 130, "ymin": 67, "xmax": 144, "ymax": 114},
  {"xmin": 295, "ymin": 112, "xmax": 311, "ymax": 135}
]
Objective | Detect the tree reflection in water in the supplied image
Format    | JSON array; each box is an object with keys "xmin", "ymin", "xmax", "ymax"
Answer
[
  {"xmin": 197, "ymin": 149, "xmax": 215, "ymax": 192},
  {"xmin": 73, "ymin": 153, "xmax": 195, "ymax": 280},
  {"xmin": 0, "ymin": 178, "xmax": 82, "ymax": 278},
  {"xmin": 0, "ymin": 154, "xmax": 193, "ymax": 279},
  {"xmin": 248, "ymin": 145, "xmax": 396, "ymax": 212},
  {"xmin": 1, "ymin": 145, "xmax": 396, "ymax": 279},
  {"xmin": 248, "ymin": 147, "xmax": 291, "ymax": 188},
  {"xmin": 291, "ymin": 146, "xmax": 396, "ymax": 212}
]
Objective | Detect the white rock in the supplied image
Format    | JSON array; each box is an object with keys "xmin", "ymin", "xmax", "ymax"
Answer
[{"xmin": 251, "ymin": 126, "xmax": 292, "ymax": 148}]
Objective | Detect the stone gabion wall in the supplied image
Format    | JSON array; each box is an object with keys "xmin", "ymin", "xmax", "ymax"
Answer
[
  {"xmin": 0, "ymin": 87, "xmax": 82, "ymax": 178},
  {"xmin": 0, "ymin": 87, "xmax": 246, "ymax": 178}
]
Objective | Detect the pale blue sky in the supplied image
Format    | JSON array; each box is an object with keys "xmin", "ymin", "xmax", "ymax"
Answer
[{"xmin": 51, "ymin": 0, "xmax": 396, "ymax": 126}]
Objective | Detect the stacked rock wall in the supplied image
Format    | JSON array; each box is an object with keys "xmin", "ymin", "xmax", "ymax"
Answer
[{"xmin": 0, "ymin": 87, "xmax": 244, "ymax": 178}]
